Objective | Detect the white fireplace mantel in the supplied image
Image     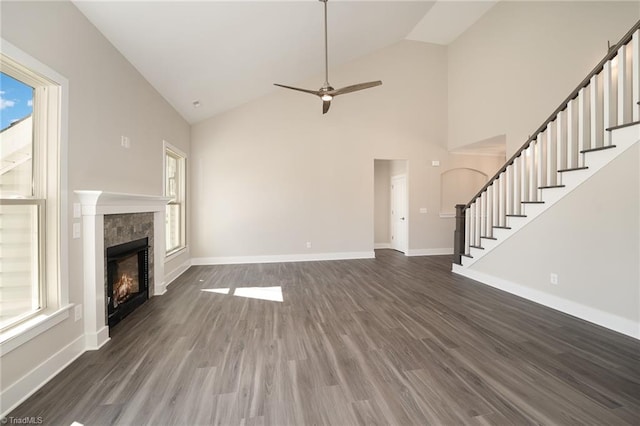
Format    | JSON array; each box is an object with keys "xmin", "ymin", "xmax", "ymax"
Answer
[{"xmin": 75, "ymin": 190, "xmax": 170, "ymax": 350}]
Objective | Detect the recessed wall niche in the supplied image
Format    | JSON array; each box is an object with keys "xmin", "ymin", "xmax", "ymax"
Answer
[{"xmin": 440, "ymin": 168, "xmax": 488, "ymax": 216}]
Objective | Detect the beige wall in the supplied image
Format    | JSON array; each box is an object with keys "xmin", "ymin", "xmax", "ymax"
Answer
[
  {"xmin": 191, "ymin": 40, "xmax": 503, "ymax": 260},
  {"xmin": 448, "ymin": 1, "xmax": 640, "ymax": 156},
  {"xmin": 0, "ymin": 0, "xmax": 190, "ymax": 404}
]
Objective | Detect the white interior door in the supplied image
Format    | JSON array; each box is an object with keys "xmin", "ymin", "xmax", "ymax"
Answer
[{"xmin": 391, "ymin": 175, "xmax": 407, "ymax": 253}]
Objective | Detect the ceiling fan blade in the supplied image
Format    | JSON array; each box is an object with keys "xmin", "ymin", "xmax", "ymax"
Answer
[
  {"xmin": 322, "ymin": 100, "xmax": 331, "ymax": 114},
  {"xmin": 274, "ymin": 83, "xmax": 320, "ymax": 96},
  {"xmin": 332, "ymin": 81, "xmax": 382, "ymax": 96}
]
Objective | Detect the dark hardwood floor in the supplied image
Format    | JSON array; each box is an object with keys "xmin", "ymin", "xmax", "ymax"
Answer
[{"xmin": 8, "ymin": 250, "xmax": 640, "ymax": 425}]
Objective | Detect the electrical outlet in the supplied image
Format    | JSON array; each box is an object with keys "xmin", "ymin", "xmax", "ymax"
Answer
[
  {"xmin": 306, "ymin": 242, "xmax": 312, "ymax": 249},
  {"xmin": 419, "ymin": 207, "xmax": 427, "ymax": 214},
  {"xmin": 550, "ymin": 273, "xmax": 558, "ymax": 285},
  {"xmin": 74, "ymin": 304, "xmax": 82, "ymax": 321},
  {"xmin": 121, "ymin": 136, "xmax": 130, "ymax": 148}
]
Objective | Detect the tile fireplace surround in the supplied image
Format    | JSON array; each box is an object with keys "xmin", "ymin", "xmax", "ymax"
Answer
[{"xmin": 75, "ymin": 191, "xmax": 170, "ymax": 350}]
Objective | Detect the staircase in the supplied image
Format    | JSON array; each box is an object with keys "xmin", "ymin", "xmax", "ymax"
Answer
[{"xmin": 453, "ymin": 22, "xmax": 640, "ymax": 270}]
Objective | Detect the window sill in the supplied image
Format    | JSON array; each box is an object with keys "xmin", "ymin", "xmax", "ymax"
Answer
[
  {"xmin": 165, "ymin": 246, "xmax": 188, "ymax": 262},
  {"xmin": 0, "ymin": 305, "xmax": 73, "ymax": 356}
]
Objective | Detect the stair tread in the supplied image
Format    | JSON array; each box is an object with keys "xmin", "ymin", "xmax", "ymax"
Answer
[
  {"xmin": 558, "ymin": 166, "xmax": 589, "ymax": 173},
  {"xmin": 493, "ymin": 226, "xmax": 511, "ymax": 229},
  {"xmin": 469, "ymin": 245, "xmax": 484, "ymax": 250},
  {"xmin": 506, "ymin": 214, "xmax": 527, "ymax": 217},
  {"xmin": 481, "ymin": 236, "xmax": 497, "ymax": 240},
  {"xmin": 606, "ymin": 120, "xmax": 640, "ymax": 131},
  {"xmin": 539, "ymin": 185, "xmax": 566, "ymax": 189},
  {"xmin": 580, "ymin": 145, "xmax": 617, "ymax": 154},
  {"xmin": 522, "ymin": 201, "xmax": 545, "ymax": 204},
  {"xmin": 461, "ymin": 253, "xmax": 473, "ymax": 259}
]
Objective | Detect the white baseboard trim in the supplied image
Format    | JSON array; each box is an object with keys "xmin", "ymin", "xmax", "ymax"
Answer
[
  {"xmin": 165, "ymin": 259, "xmax": 192, "ymax": 287},
  {"xmin": 452, "ymin": 265, "xmax": 640, "ymax": 340},
  {"xmin": 192, "ymin": 251, "xmax": 375, "ymax": 265},
  {"xmin": 154, "ymin": 283, "xmax": 167, "ymax": 296},
  {"xmin": 406, "ymin": 248, "xmax": 453, "ymax": 256},
  {"xmin": 374, "ymin": 243, "xmax": 392, "ymax": 249},
  {"xmin": 85, "ymin": 326, "xmax": 110, "ymax": 351},
  {"xmin": 1, "ymin": 334, "xmax": 86, "ymax": 417}
]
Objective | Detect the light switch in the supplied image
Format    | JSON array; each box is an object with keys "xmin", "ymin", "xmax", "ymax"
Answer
[
  {"xmin": 73, "ymin": 202, "xmax": 81, "ymax": 218},
  {"xmin": 73, "ymin": 223, "xmax": 81, "ymax": 239},
  {"xmin": 74, "ymin": 304, "xmax": 83, "ymax": 321},
  {"xmin": 431, "ymin": 160, "xmax": 440, "ymax": 167},
  {"xmin": 419, "ymin": 208, "xmax": 427, "ymax": 214}
]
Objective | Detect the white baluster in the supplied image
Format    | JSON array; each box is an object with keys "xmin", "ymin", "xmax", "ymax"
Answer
[
  {"xmin": 556, "ymin": 110, "xmax": 564, "ymax": 182},
  {"xmin": 633, "ymin": 30, "xmax": 640, "ymax": 122},
  {"xmin": 493, "ymin": 180, "xmax": 499, "ymax": 229},
  {"xmin": 486, "ymin": 185, "xmax": 493, "ymax": 237},
  {"xmin": 468, "ymin": 202, "xmax": 474, "ymax": 247},
  {"xmin": 577, "ymin": 87, "xmax": 587, "ymax": 164},
  {"xmin": 603, "ymin": 60, "xmax": 614, "ymax": 145},
  {"xmin": 590, "ymin": 74, "xmax": 601, "ymax": 148},
  {"xmin": 497, "ymin": 173, "xmax": 504, "ymax": 226},
  {"xmin": 526, "ymin": 145, "xmax": 534, "ymax": 201},
  {"xmin": 567, "ymin": 100, "xmax": 576, "ymax": 168},
  {"xmin": 505, "ymin": 166, "xmax": 513, "ymax": 216},
  {"xmin": 475, "ymin": 200, "xmax": 482, "ymax": 247},
  {"xmin": 546, "ymin": 122, "xmax": 555, "ymax": 186},
  {"xmin": 618, "ymin": 44, "xmax": 628, "ymax": 124},
  {"xmin": 537, "ymin": 134, "xmax": 545, "ymax": 197},
  {"xmin": 464, "ymin": 206, "xmax": 470, "ymax": 255},
  {"xmin": 513, "ymin": 157, "xmax": 521, "ymax": 215},
  {"xmin": 521, "ymin": 149, "xmax": 528, "ymax": 203},
  {"xmin": 480, "ymin": 192, "xmax": 486, "ymax": 238}
]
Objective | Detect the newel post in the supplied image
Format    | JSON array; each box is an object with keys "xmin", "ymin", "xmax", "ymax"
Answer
[{"xmin": 454, "ymin": 204, "xmax": 466, "ymax": 265}]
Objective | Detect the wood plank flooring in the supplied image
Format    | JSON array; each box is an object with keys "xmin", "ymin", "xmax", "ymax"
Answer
[{"xmin": 7, "ymin": 250, "xmax": 640, "ymax": 425}]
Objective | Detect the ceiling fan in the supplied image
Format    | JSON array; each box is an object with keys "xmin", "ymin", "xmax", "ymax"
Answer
[{"xmin": 274, "ymin": 0, "xmax": 382, "ymax": 114}]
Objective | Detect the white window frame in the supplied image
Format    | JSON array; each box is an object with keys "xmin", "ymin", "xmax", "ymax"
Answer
[
  {"xmin": 0, "ymin": 39, "xmax": 70, "ymax": 356},
  {"xmin": 163, "ymin": 140, "xmax": 186, "ymax": 259}
]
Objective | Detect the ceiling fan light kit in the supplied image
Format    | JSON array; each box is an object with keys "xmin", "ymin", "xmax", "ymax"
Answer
[{"xmin": 274, "ymin": 0, "xmax": 382, "ymax": 114}]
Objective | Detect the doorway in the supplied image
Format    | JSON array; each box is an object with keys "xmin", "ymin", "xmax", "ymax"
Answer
[{"xmin": 373, "ymin": 159, "xmax": 408, "ymax": 255}]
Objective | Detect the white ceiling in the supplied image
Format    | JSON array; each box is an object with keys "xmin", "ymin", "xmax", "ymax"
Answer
[{"xmin": 73, "ymin": 1, "xmax": 496, "ymax": 124}]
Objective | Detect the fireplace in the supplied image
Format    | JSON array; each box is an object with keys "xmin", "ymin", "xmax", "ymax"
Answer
[
  {"xmin": 106, "ymin": 237, "xmax": 149, "ymax": 327},
  {"xmin": 75, "ymin": 191, "xmax": 169, "ymax": 349}
]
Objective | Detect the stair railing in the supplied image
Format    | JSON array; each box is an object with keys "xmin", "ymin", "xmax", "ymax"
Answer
[{"xmin": 454, "ymin": 20, "xmax": 640, "ymax": 265}]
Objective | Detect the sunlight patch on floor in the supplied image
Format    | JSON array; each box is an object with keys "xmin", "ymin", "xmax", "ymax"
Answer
[
  {"xmin": 201, "ymin": 286, "xmax": 283, "ymax": 302},
  {"xmin": 202, "ymin": 288, "xmax": 231, "ymax": 295}
]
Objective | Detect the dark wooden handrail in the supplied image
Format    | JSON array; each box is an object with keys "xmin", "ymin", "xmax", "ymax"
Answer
[{"xmin": 464, "ymin": 19, "xmax": 640, "ymax": 209}]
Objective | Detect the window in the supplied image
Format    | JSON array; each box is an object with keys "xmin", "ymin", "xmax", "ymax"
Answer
[
  {"xmin": 0, "ymin": 41, "xmax": 68, "ymax": 339},
  {"xmin": 164, "ymin": 141, "xmax": 186, "ymax": 256}
]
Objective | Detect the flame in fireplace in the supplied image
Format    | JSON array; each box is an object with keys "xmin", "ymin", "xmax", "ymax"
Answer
[{"xmin": 113, "ymin": 273, "xmax": 135, "ymax": 307}]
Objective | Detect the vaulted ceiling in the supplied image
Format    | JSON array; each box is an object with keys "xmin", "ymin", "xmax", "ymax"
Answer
[{"xmin": 74, "ymin": 1, "xmax": 496, "ymax": 123}]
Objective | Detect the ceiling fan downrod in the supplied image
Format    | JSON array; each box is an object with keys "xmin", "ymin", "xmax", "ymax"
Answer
[
  {"xmin": 321, "ymin": 0, "xmax": 330, "ymax": 89},
  {"xmin": 273, "ymin": 0, "xmax": 382, "ymax": 114}
]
